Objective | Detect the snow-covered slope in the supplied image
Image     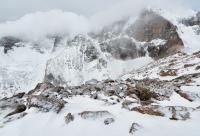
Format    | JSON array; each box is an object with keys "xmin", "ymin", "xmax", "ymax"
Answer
[
  {"xmin": 44, "ymin": 35, "xmax": 153, "ymax": 86},
  {"xmin": 0, "ymin": 39, "xmax": 54, "ymax": 98},
  {"xmin": 0, "ymin": 6, "xmax": 200, "ymax": 136},
  {"xmin": 0, "ymin": 51, "xmax": 200, "ymax": 136}
]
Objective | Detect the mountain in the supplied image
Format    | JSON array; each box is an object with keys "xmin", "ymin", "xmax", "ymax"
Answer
[{"xmin": 0, "ymin": 7, "xmax": 200, "ymax": 136}]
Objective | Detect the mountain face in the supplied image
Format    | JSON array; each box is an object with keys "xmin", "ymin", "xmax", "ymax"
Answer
[
  {"xmin": 99, "ymin": 10, "xmax": 184, "ymax": 59},
  {"xmin": 0, "ymin": 46, "xmax": 200, "ymax": 136},
  {"xmin": 0, "ymin": 7, "xmax": 200, "ymax": 136},
  {"xmin": 1, "ymin": 7, "xmax": 200, "ymax": 95}
]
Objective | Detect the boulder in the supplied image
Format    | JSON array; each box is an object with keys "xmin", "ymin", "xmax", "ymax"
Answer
[
  {"xmin": 90, "ymin": 93, "xmax": 98, "ymax": 99},
  {"xmin": 195, "ymin": 66, "xmax": 200, "ymax": 70},
  {"xmin": 135, "ymin": 84, "xmax": 151, "ymax": 101},
  {"xmin": 104, "ymin": 118, "xmax": 114, "ymax": 125},
  {"xmin": 122, "ymin": 100, "xmax": 134, "ymax": 109},
  {"xmin": 27, "ymin": 95, "xmax": 65, "ymax": 113},
  {"xmin": 5, "ymin": 104, "xmax": 26, "ymax": 117},
  {"xmin": 28, "ymin": 82, "xmax": 54, "ymax": 95},
  {"xmin": 65, "ymin": 113, "xmax": 74, "ymax": 124},
  {"xmin": 131, "ymin": 105, "xmax": 164, "ymax": 117},
  {"xmin": 78, "ymin": 111, "xmax": 112, "ymax": 119},
  {"xmin": 129, "ymin": 123, "xmax": 142, "ymax": 134}
]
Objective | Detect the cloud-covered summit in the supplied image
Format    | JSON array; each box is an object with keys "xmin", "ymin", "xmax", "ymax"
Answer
[{"xmin": 0, "ymin": 0, "xmax": 196, "ymax": 41}]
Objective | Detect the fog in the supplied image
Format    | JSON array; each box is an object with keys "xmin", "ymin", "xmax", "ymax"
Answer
[{"xmin": 0, "ymin": 0, "xmax": 196, "ymax": 41}]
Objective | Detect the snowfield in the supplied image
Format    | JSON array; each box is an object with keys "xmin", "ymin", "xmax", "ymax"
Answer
[
  {"xmin": 0, "ymin": 51, "xmax": 200, "ymax": 136},
  {"xmin": 0, "ymin": 94, "xmax": 200, "ymax": 136}
]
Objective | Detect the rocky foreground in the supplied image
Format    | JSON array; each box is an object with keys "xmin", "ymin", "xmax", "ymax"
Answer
[{"xmin": 0, "ymin": 51, "xmax": 200, "ymax": 135}]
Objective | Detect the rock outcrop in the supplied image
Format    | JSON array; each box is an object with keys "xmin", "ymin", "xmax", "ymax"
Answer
[
  {"xmin": 0, "ymin": 36, "xmax": 21, "ymax": 53},
  {"xmin": 27, "ymin": 82, "xmax": 67, "ymax": 113},
  {"xmin": 104, "ymin": 118, "xmax": 114, "ymax": 125},
  {"xmin": 78, "ymin": 111, "xmax": 112, "ymax": 119},
  {"xmin": 129, "ymin": 123, "xmax": 142, "ymax": 134},
  {"xmin": 65, "ymin": 113, "xmax": 74, "ymax": 124}
]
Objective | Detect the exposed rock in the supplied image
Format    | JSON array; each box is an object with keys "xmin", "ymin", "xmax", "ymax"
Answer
[
  {"xmin": 0, "ymin": 92, "xmax": 25, "ymax": 107},
  {"xmin": 28, "ymin": 82, "xmax": 54, "ymax": 95},
  {"xmin": 104, "ymin": 118, "xmax": 114, "ymax": 125},
  {"xmin": 0, "ymin": 92, "xmax": 27, "ymax": 120},
  {"xmin": 65, "ymin": 113, "xmax": 74, "ymax": 124},
  {"xmin": 85, "ymin": 79, "xmax": 98, "ymax": 85},
  {"xmin": 110, "ymin": 97, "xmax": 114, "ymax": 100},
  {"xmin": 5, "ymin": 104, "xmax": 26, "ymax": 117},
  {"xmin": 134, "ymin": 78, "xmax": 175, "ymax": 101},
  {"xmin": 122, "ymin": 100, "xmax": 134, "ymax": 109},
  {"xmin": 177, "ymin": 91, "xmax": 200, "ymax": 102},
  {"xmin": 159, "ymin": 69, "xmax": 177, "ymax": 76},
  {"xmin": 0, "ymin": 36, "xmax": 21, "ymax": 53},
  {"xmin": 168, "ymin": 106, "xmax": 191, "ymax": 120},
  {"xmin": 126, "ymin": 10, "xmax": 183, "ymax": 59},
  {"xmin": 44, "ymin": 35, "xmax": 107, "ymax": 86},
  {"xmin": 100, "ymin": 38, "xmax": 141, "ymax": 60},
  {"xmin": 172, "ymin": 73, "xmax": 200, "ymax": 85},
  {"xmin": 126, "ymin": 86, "xmax": 139, "ymax": 96},
  {"xmin": 52, "ymin": 36, "xmax": 62, "ymax": 53},
  {"xmin": 173, "ymin": 83, "xmax": 181, "ymax": 88},
  {"xmin": 131, "ymin": 105, "xmax": 164, "ymax": 117},
  {"xmin": 103, "ymin": 79, "xmax": 115, "ymax": 83},
  {"xmin": 195, "ymin": 66, "xmax": 200, "ymax": 70},
  {"xmin": 90, "ymin": 93, "xmax": 98, "ymax": 99},
  {"xmin": 104, "ymin": 90, "xmax": 122, "ymax": 99},
  {"xmin": 78, "ymin": 111, "xmax": 112, "ymax": 119},
  {"xmin": 27, "ymin": 95, "xmax": 65, "ymax": 113},
  {"xmin": 129, "ymin": 123, "xmax": 142, "ymax": 134},
  {"xmin": 116, "ymin": 99, "xmax": 120, "ymax": 103},
  {"xmin": 131, "ymin": 105, "xmax": 192, "ymax": 120},
  {"xmin": 141, "ymin": 99, "xmax": 155, "ymax": 106},
  {"xmin": 13, "ymin": 92, "xmax": 25, "ymax": 99},
  {"xmin": 181, "ymin": 12, "xmax": 200, "ymax": 26},
  {"xmin": 40, "ymin": 87, "xmax": 64, "ymax": 98},
  {"xmin": 184, "ymin": 64, "xmax": 195, "ymax": 68},
  {"xmin": 135, "ymin": 84, "xmax": 151, "ymax": 101}
]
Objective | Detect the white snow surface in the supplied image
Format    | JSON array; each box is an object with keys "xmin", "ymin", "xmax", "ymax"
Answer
[
  {"xmin": 0, "ymin": 94, "xmax": 200, "ymax": 136},
  {"xmin": 0, "ymin": 39, "xmax": 54, "ymax": 98}
]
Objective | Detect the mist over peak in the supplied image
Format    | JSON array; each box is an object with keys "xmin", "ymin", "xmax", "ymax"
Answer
[{"xmin": 0, "ymin": 0, "xmax": 197, "ymax": 41}]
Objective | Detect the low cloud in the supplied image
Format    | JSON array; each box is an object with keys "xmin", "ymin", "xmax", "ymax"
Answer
[
  {"xmin": 0, "ymin": 10, "xmax": 90, "ymax": 41},
  {"xmin": 0, "ymin": 0, "xmax": 192, "ymax": 41}
]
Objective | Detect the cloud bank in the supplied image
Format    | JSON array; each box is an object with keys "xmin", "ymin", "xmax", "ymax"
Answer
[{"xmin": 0, "ymin": 0, "xmax": 193, "ymax": 41}]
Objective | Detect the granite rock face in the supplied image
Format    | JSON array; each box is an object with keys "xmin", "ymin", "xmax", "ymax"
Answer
[
  {"xmin": 0, "ymin": 37, "xmax": 21, "ymax": 53},
  {"xmin": 98, "ymin": 10, "xmax": 183, "ymax": 60}
]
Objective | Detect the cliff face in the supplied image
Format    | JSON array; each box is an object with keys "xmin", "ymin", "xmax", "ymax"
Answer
[
  {"xmin": 98, "ymin": 10, "xmax": 184, "ymax": 60},
  {"xmin": 0, "ymin": 37, "xmax": 21, "ymax": 53},
  {"xmin": 127, "ymin": 10, "xmax": 181, "ymax": 42},
  {"xmin": 132, "ymin": 10, "xmax": 183, "ymax": 59},
  {"xmin": 181, "ymin": 12, "xmax": 200, "ymax": 26}
]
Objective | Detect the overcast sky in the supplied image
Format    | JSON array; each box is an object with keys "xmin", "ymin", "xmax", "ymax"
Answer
[{"xmin": 0, "ymin": 0, "xmax": 199, "ymax": 23}]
